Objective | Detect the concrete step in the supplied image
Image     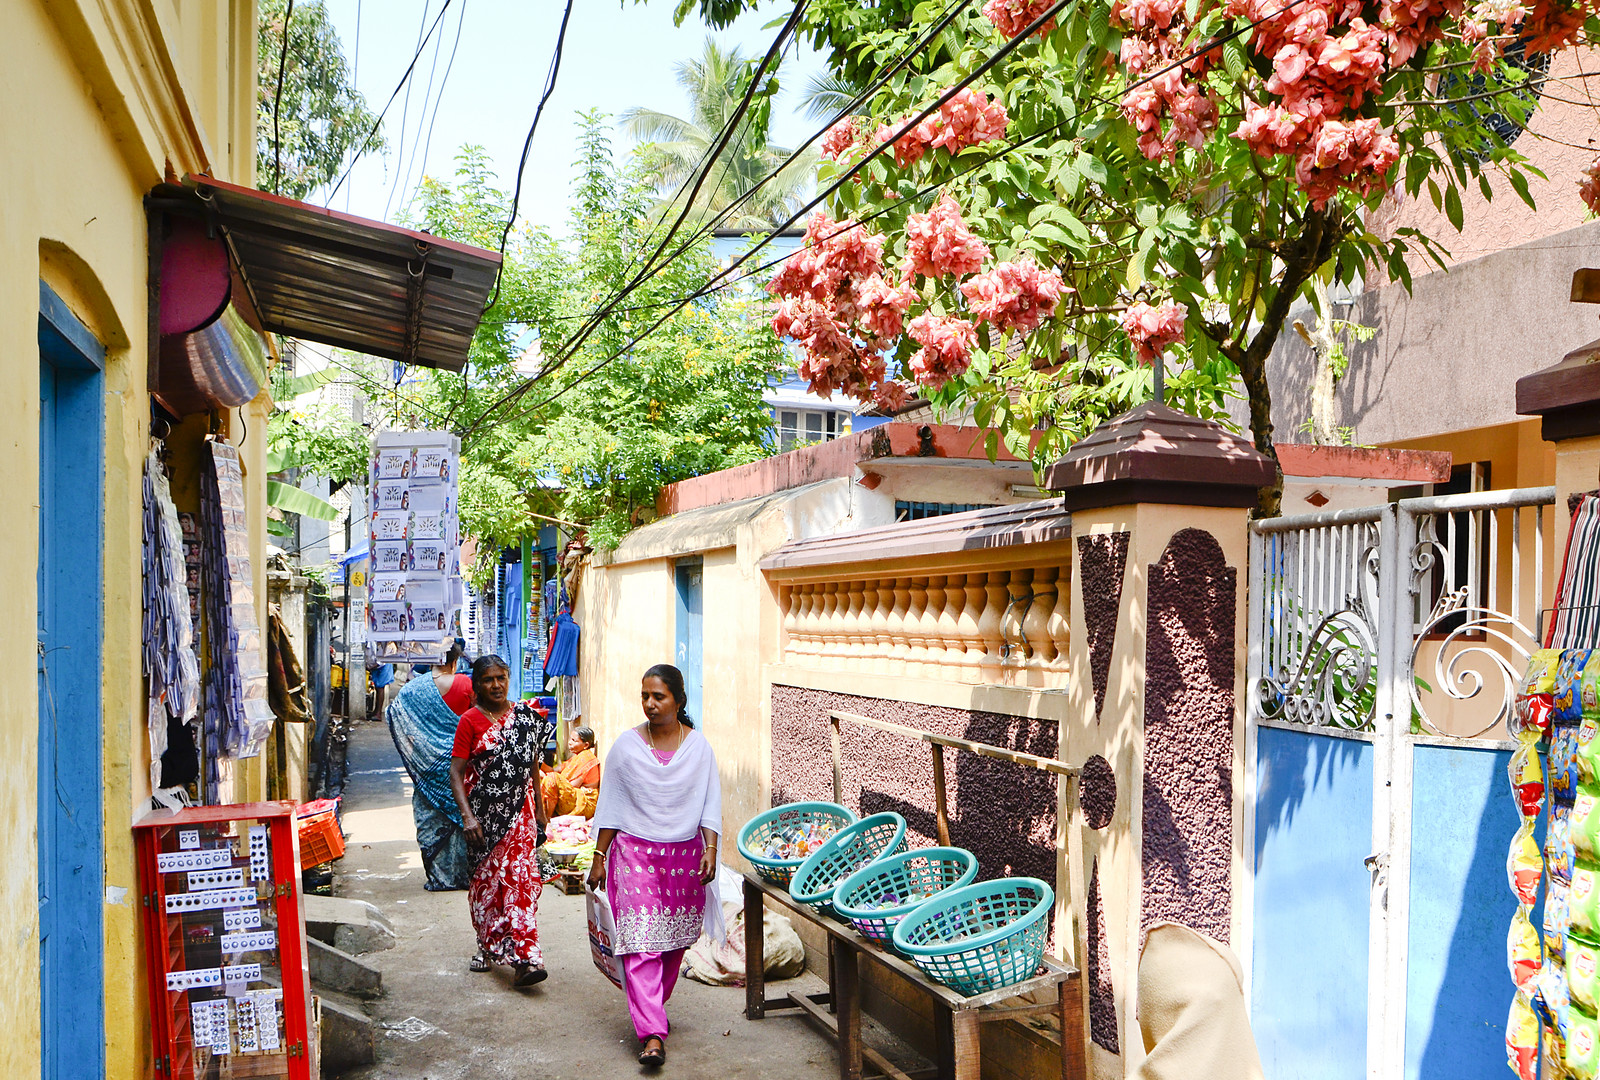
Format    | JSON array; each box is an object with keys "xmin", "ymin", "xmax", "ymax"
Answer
[
  {"xmin": 308, "ymin": 935, "xmax": 383, "ymax": 998},
  {"xmin": 315, "ymin": 988, "xmax": 376, "ymax": 1077},
  {"xmin": 304, "ymin": 894, "xmax": 396, "ymax": 955}
]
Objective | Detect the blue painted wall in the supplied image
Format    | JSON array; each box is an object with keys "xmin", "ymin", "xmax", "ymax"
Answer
[
  {"xmin": 37, "ymin": 281, "xmax": 106, "ymax": 1079},
  {"xmin": 674, "ymin": 560, "xmax": 703, "ymax": 724},
  {"xmin": 1253, "ymin": 725, "xmax": 1372, "ymax": 1080},
  {"xmin": 1405, "ymin": 742, "xmax": 1518, "ymax": 1080}
]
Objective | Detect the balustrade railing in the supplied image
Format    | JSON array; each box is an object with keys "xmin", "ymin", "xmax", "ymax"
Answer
[{"xmin": 778, "ymin": 565, "xmax": 1071, "ymax": 686}]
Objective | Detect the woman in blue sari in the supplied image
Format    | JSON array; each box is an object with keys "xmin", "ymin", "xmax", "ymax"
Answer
[{"xmin": 386, "ymin": 639, "xmax": 475, "ymax": 890}]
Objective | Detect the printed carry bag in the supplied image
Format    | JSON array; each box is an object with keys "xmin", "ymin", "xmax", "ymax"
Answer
[{"xmin": 586, "ymin": 884, "xmax": 627, "ymax": 991}]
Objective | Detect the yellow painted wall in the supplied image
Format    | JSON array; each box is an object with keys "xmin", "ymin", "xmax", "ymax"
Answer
[{"xmin": 2, "ymin": 1, "xmax": 256, "ymax": 1076}]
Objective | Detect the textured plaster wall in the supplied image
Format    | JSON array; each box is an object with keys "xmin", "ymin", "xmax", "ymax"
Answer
[
  {"xmin": 769, "ymin": 687, "xmax": 1059, "ymax": 886},
  {"xmin": 1140, "ymin": 528, "xmax": 1237, "ymax": 943},
  {"xmin": 3, "ymin": 2, "xmax": 257, "ymax": 1076},
  {"xmin": 1063, "ymin": 505, "xmax": 1250, "ymax": 1079}
]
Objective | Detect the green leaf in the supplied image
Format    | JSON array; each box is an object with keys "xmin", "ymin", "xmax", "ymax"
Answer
[
  {"xmin": 1507, "ymin": 168, "xmax": 1536, "ymax": 211},
  {"xmin": 1076, "ymin": 151, "xmax": 1109, "ymax": 186},
  {"xmin": 1223, "ymin": 38, "xmax": 1248, "ymax": 82},
  {"xmin": 266, "ymin": 480, "xmax": 341, "ymax": 521},
  {"xmin": 275, "ymin": 368, "xmax": 338, "ymax": 399},
  {"xmin": 1444, "ymin": 184, "xmax": 1463, "ymax": 231}
]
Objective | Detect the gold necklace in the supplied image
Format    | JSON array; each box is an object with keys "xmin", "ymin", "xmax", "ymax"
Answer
[{"xmin": 645, "ymin": 720, "xmax": 683, "ymax": 754}]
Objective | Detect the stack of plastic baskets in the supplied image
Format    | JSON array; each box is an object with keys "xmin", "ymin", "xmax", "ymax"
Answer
[
  {"xmin": 833, "ymin": 847, "xmax": 979, "ymax": 946},
  {"xmin": 790, "ymin": 812, "xmax": 908, "ymax": 916},
  {"xmin": 891, "ymin": 877, "xmax": 1054, "ymax": 995},
  {"xmin": 738, "ymin": 802, "xmax": 856, "ymax": 887},
  {"xmin": 296, "ymin": 798, "xmax": 345, "ymax": 870}
]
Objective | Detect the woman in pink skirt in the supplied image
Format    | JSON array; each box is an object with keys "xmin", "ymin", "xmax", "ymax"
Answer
[{"xmin": 587, "ymin": 663, "xmax": 724, "ymax": 1067}]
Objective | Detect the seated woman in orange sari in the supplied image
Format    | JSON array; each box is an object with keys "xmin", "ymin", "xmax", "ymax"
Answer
[{"xmin": 540, "ymin": 724, "xmax": 601, "ymax": 818}]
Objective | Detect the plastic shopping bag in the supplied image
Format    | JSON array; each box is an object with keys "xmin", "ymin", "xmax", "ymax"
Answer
[{"xmin": 586, "ymin": 884, "xmax": 626, "ymax": 991}]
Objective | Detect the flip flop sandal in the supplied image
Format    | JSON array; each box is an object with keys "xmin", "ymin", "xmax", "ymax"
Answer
[
  {"xmin": 469, "ymin": 953, "xmax": 491, "ymax": 973},
  {"xmin": 513, "ymin": 964, "xmax": 549, "ymax": 987},
  {"xmin": 638, "ymin": 1040, "xmax": 666, "ymax": 1067}
]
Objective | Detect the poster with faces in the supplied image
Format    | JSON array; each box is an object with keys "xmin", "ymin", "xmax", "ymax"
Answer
[{"xmin": 367, "ymin": 431, "xmax": 461, "ymax": 663}]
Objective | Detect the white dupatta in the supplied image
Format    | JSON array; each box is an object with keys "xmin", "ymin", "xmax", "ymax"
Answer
[{"xmin": 593, "ymin": 726, "xmax": 725, "ymax": 943}]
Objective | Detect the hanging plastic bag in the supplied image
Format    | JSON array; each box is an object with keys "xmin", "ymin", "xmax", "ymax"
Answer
[{"xmin": 586, "ymin": 884, "xmax": 626, "ymax": 991}]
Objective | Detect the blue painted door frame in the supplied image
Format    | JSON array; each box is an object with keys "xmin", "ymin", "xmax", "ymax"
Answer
[
  {"xmin": 674, "ymin": 560, "xmax": 704, "ymax": 725},
  {"xmin": 37, "ymin": 280, "xmax": 106, "ymax": 1080}
]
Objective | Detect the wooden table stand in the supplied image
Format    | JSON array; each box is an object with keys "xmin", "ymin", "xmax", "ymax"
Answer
[{"xmin": 743, "ymin": 873, "xmax": 1082, "ymax": 1080}]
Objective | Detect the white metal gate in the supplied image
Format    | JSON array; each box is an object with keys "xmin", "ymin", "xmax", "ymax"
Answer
[{"xmin": 1244, "ymin": 486, "xmax": 1555, "ymax": 1080}]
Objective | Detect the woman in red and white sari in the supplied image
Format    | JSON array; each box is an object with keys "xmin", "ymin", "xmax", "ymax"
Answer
[
  {"xmin": 588, "ymin": 663, "xmax": 724, "ymax": 1067},
  {"xmin": 449, "ymin": 655, "xmax": 554, "ymax": 987}
]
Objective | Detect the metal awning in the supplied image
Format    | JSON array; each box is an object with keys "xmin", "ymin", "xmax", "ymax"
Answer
[{"xmin": 148, "ymin": 176, "xmax": 501, "ymax": 372}]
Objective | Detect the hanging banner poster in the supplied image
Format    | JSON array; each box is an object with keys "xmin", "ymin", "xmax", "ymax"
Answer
[{"xmin": 366, "ymin": 430, "xmax": 461, "ymax": 664}]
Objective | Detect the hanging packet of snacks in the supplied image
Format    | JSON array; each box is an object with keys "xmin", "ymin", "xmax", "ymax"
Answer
[
  {"xmin": 366, "ymin": 430, "xmax": 462, "ymax": 665},
  {"xmin": 1514, "ymin": 649, "xmax": 1560, "ymax": 1077}
]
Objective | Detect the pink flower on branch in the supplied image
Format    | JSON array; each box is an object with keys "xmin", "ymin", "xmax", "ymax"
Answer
[
  {"xmin": 982, "ymin": 0, "xmax": 1061, "ymax": 38},
  {"xmin": 960, "ymin": 257, "xmax": 1067, "ymax": 335},
  {"xmin": 907, "ymin": 313, "xmax": 980, "ymax": 390},
  {"xmin": 903, "ymin": 195, "xmax": 992, "ymax": 282},
  {"xmin": 1120, "ymin": 301, "xmax": 1188, "ymax": 364},
  {"xmin": 820, "ymin": 117, "xmax": 862, "ymax": 161}
]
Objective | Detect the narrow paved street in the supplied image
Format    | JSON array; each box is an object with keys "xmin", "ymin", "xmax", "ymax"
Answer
[{"xmin": 333, "ymin": 716, "xmax": 846, "ymax": 1079}]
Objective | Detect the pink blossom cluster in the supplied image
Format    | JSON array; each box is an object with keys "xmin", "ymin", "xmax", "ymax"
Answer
[
  {"xmin": 1111, "ymin": 0, "xmax": 1220, "ymax": 160},
  {"xmin": 960, "ymin": 257, "xmax": 1067, "ymax": 334},
  {"xmin": 903, "ymin": 195, "xmax": 992, "ymax": 282},
  {"xmin": 767, "ymin": 211, "xmax": 915, "ymax": 407},
  {"xmin": 820, "ymin": 116, "xmax": 861, "ymax": 161},
  {"xmin": 907, "ymin": 313, "xmax": 980, "ymax": 390},
  {"xmin": 1120, "ymin": 301, "xmax": 1188, "ymax": 364},
  {"xmin": 1207, "ymin": 0, "xmax": 1420, "ymax": 206},
  {"xmin": 1580, "ymin": 156, "xmax": 1600, "ymax": 214},
  {"xmin": 872, "ymin": 88, "xmax": 1009, "ymax": 169},
  {"xmin": 982, "ymin": 0, "xmax": 1061, "ymax": 37}
]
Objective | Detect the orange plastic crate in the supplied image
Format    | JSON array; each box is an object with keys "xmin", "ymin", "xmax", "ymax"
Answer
[{"xmin": 296, "ymin": 802, "xmax": 345, "ymax": 869}]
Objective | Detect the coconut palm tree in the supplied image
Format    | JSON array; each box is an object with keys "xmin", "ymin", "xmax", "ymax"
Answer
[{"xmin": 621, "ymin": 37, "xmax": 815, "ymax": 232}]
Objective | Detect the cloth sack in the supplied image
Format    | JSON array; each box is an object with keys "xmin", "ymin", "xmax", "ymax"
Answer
[
  {"xmin": 1135, "ymin": 922, "xmax": 1265, "ymax": 1080},
  {"xmin": 586, "ymin": 884, "xmax": 627, "ymax": 991},
  {"xmin": 682, "ymin": 901, "xmax": 806, "ymax": 987}
]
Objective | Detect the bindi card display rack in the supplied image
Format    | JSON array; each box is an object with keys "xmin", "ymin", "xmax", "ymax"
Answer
[{"xmin": 134, "ymin": 803, "xmax": 314, "ymax": 1079}]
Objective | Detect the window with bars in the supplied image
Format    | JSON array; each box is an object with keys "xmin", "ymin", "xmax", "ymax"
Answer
[{"xmin": 895, "ymin": 501, "xmax": 998, "ymax": 521}]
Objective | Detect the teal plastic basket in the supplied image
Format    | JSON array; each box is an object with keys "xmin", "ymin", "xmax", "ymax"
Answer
[
  {"xmin": 891, "ymin": 877, "xmax": 1054, "ymax": 996},
  {"xmin": 738, "ymin": 802, "xmax": 856, "ymax": 887},
  {"xmin": 791, "ymin": 812, "xmax": 908, "ymax": 915},
  {"xmin": 833, "ymin": 847, "xmax": 979, "ymax": 945}
]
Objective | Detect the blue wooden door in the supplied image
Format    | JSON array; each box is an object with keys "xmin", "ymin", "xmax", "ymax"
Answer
[
  {"xmin": 674, "ymin": 560, "xmax": 703, "ymax": 724},
  {"xmin": 37, "ymin": 282, "xmax": 106, "ymax": 1079}
]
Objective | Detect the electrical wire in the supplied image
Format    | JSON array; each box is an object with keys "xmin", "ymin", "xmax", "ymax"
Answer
[
  {"xmin": 401, "ymin": 0, "xmax": 469, "ymax": 221},
  {"xmin": 383, "ymin": 1, "xmax": 436, "ymax": 221},
  {"xmin": 458, "ymin": 0, "xmax": 1071, "ymax": 441},
  {"xmin": 467, "ymin": 0, "xmax": 969, "ymax": 428},
  {"xmin": 468, "ymin": 0, "xmax": 1339, "ymax": 441},
  {"xmin": 480, "ymin": 0, "xmax": 576, "ymax": 314},
  {"xmin": 543, "ymin": 0, "xmax": 962, "ymax": 386},
  {"xmin": 271, "ymin": 0, "xmax": 297, "ymax": 194},
  {"xmin": 328, "ymin": 0, "xmax": 457, "ymax": 203},
  {"xmin": 347, "ymin": 0, "xmax": 362, "ymax": 213}
]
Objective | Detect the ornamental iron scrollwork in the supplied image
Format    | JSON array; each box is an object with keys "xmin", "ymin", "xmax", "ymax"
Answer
[
  {"xmin": 1256, "ymin": 598, "xmax": 1378, "ymax": 731},
  {"xmin": 1408, "ymin": 582, "xmax": 1536, "ymax": 740}
]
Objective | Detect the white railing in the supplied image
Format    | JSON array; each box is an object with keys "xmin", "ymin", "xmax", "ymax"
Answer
[
  {"xmin": 1248, "ymin": 486, "xmax": 1556, "ymax": 739},
  {"xmin": 779, "ymin": 566, "xmax": 1071, "ymax": 686}
]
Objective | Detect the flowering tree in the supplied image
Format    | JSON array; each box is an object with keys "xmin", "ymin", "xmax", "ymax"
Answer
[{"xmin": 742, "ymin": 0, "xmax": 1581, "ymax": 512}]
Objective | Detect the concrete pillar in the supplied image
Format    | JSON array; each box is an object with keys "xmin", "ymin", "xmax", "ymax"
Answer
[{"xmin": 1043, "ymin": 404, "xmax": 1275, "ymax": 1079}]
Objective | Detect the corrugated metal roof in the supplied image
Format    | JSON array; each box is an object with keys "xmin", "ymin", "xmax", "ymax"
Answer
[{"xmin": 149, "ymin": 177, "xmax": 500, "ymax": 373}]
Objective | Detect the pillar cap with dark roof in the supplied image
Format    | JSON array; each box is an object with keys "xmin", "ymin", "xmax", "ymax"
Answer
[
  {"xmin": 1042, "ymin": 402, "xmax": 1277, "ymax": 511},
  {"xmin": 1516, "ymin": 337, "xmax": 1600, "ymax": 442}
]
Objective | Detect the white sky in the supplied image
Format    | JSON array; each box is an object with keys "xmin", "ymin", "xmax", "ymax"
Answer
[{"xmin": 312, "ymin": 0, "xmax": 827, "ymax": 236}]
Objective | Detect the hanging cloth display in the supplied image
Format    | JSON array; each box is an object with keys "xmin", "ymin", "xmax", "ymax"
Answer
[
  {"xmin": 544, "ymin": 613, "xmax": 580, "ymax": 682},
  {"xmin": 1549, "ymin": 494, "xmax": 1600, "ymax": 651},
  {"xmin": 141, "ymin": 447, "xmax": 201, "ymax": 795}
]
